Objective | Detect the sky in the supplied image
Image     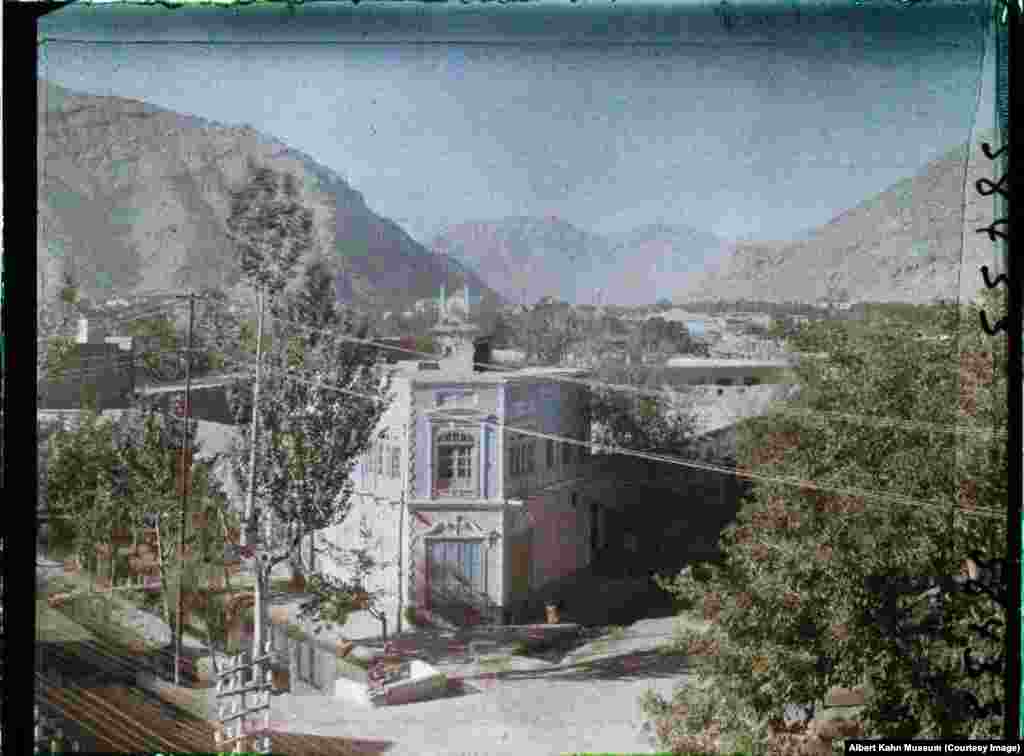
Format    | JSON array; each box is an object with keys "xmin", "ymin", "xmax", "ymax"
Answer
[{"xmin": 39, "ymin": 1, "xmax": 995, "ymax": 246}]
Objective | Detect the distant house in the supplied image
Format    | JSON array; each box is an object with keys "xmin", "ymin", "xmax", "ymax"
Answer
[{"xmin": 39, "ymin": 318, "xmax": 136, "ymax": 411}]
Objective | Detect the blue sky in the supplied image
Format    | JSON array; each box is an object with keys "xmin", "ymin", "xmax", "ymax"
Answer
[{"xmin": 39, "ymin": 1, "xmax": 994, "ymax": 246}]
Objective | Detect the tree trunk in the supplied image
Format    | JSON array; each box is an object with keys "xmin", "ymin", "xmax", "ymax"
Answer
[
  {"xmin": 253, "ymin": 562, "xmax": 266, "ymax": 678},
  {"xmin": 155, "ymin": 520, "xmax": 178, "ymax": 678}
]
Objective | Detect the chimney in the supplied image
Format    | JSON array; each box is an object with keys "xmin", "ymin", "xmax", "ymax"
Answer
[
  {"xmin": 464, "ymin": 284, "xmax": 471, "ymax": 316},
  {"xmin": 440, "ymin": 284, "xmax": 447, "ymax": 319}
]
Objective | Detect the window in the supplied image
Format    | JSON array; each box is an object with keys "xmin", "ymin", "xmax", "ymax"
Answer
[
  {"xmin": 428, "ymin": 539, "xmax": 484, "ymax": 597},
  {"xmin": 525, "ymin": 441, "xmax": 536, "ymax": 473},
  {"xmin": 562, "ymin": 441, "xmax": 571, "ymax": 466},
  {"xmin": 375, "ymin": 429, "xmax": 389, "ymax": 475},
  {"xmin": 389, "ymin": 446, "xmax": 401, "ymax": 479},
  {"xmin": 509, "ymin": 444, "xmax": 522, "ymax": 476},
  {"xmin": 435, "ymin": 429, "xmax": 475, "ymax": 496},
  {"xmin": 546, "ymin": 439, "xmax": 555, "ymax": 468}
]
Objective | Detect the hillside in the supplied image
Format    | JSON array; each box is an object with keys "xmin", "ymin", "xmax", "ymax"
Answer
[
  {"xmin": 37, "ymin": 80, "xmax": 496, "ymax": 312},
  {"xmin": 681, "ymin": 132, "xmax": 1003, "ymax": 305},
  {"xmin": 430, "ymin": 216, "xmax": 728, "ymax": 307}
]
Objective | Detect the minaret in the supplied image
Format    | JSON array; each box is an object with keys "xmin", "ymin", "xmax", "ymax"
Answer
[
  {"xmin": 464, "ymin": 284, "xmax": 471, "ymax": 316},
  {"xmin": 440, "ymin": 283, "xmax": 447, "ymax": 320}
]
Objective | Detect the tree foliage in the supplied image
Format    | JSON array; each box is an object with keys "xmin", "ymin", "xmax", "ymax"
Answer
[
  {"xmin": 223, "ymin": 199, "xmax": 393, "ymax": 643},
  {"xmin": 590, "ymin": 363, "xmax": 698, "ymax": 457},
  {"xmin": 297, "ymin": 514, "xmax": 395, "ymax": 639},
  {"xmin": 226, "ymin": 159, "xmax": 315, "ymax": 300},
  {"xmin": 643, "ymin": 290, "xmax": 1008, "ymax": 751}
]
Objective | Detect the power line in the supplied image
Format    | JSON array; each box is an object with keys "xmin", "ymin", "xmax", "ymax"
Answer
[
  {"xmin": 37, "ymin": 303, "xmax": 184, "ymax": 342},
  {"xmin": 262, "ymin": 310, "xmax": 1010, "ymax": 443},
  {"xmin": 208, "ymin": 351, "xmax": 1005, "ymax": 523},
  {"xmin": 38, "ymin": 315, "xmax": 1007, "ymax": 522}
]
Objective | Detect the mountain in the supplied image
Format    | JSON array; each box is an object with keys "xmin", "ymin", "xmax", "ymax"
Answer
[
  {"xmin": 429, "ymin": 216, "xmax": 728, "ymax": 306},
  {"xmin": 681, "ymin": 132, "xmax": 1003, "ymax": 305},
  {"xmin": 37, "ymin": 80, "xmax": 496, "ymax": 313}
]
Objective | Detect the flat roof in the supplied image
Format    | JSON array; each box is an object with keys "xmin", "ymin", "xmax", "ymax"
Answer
[
  {"xmin": 390, "ymin": 361, "xmax": 591, "ymax": 385},
  {"xmin": 664, "ymin": 357, "xmax": 792, "ymax": 369}
]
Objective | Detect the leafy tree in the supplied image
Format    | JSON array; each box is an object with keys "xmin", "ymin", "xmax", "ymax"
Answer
[
  {"xmin": 590, "ymin": 363, "xmax": 698, "ymax": 483},
  {"xmin": 519, "ymin": 302, "xmax": 581, "ymax": 364},
  {"xmin": 124, "ymin": 313, "xmax": 187, "ymax": 383},
  {"xmin": 643, "ymin": 290, "xmax": 1008, "ymax": 751},
  {"xmin": 46, "ymin": 410, "xmax": 122, "ymax": 583},
  {"xmin": 297, "ymin": 514, "xmax": 396, "ymax": 640},
  {"xmin": 223, "ymin": 244, "xmax": 392, "ymax": 658},
  {"xmin": 109, "ymin": 403, "xmax": 238, "ymax": 681},
  {"xmin": 227, "ymin": 158, "xmax": 314, "ymax": 301}
]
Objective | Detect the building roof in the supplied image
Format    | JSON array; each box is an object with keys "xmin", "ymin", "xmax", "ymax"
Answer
[
  {"xmin": 664, "ymin": 357, "xmax": 792, "ymax": 369},
  {"xmin": 388, "ymin": 361, "xmax": 590, "ymax": 385},
  {"xmin": 136, "ymin": 372, "xmax": 248, "ymax": 394}
]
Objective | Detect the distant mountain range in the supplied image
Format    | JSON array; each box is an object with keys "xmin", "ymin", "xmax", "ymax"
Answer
[
  {"xmin": 37, "ymin": 80, "xmax": 998, "ymax": 315},
  {"xmin": 681, "ymin": 132, "xmax": 1002, "ymax": 305},
  {"xmin": 429, "ymin": 217, "xmax": 730, "ymax": 307},
  {"xmin": 37, "ymin": 81, "xmax": 496, "ymax": 313}
]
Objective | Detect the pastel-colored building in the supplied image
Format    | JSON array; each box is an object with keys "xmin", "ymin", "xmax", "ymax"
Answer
[
  {"xmin": 316, "ymin": 315, "xmax": 596, "ymax": 632},
  {"xmin": 662, "ymin": 357, "xmax": 794, "ymax": 388}
]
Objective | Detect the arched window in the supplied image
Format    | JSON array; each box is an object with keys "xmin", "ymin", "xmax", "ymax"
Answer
[{"xmin": 435, "ymin": 429, "xmax": 476, "ymax": 497}]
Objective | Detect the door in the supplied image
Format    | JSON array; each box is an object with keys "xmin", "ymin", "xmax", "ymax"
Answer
[
  {"xmin": 590, "ymin": 501, "xmax": 600, "ymax": 560},
  {"xmin": 509, "ymin": 534, "xmax": 531, "ymax": 600},
  {"xmin": 427, "ymin": 539, "xmax": 485, "ymax": 625}
]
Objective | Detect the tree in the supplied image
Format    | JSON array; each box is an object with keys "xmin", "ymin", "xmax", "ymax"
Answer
[
  {"xmin": 642, "ymin": 290, "xmax": 1008, "ymax": 751},
  {"xmin": 227, "ymin": 159, "xmax": 314, "ymax": 301},
  {"xmin": 223, "ymin": 263, "xmax": 392, "ymax": 659},
  {"xmin": 297, "ymin": 514, "xmax": 396, "ymax": 640},
  {"xmin": 124, "ymin": 313, "xmax": 187, "ymax": 383},
  {"xmin": 589, "ymin": 363, "xmax": 698, "ymax": 481},
  {"xmin": 112, "ymin": 404, "xmax": 233, "ymax": 674},
  {"xmin": 520, "ymin": 302, "xmax": 580, "ymax": 364},
  {"xmin": 46, "ymin": 409, "xmax": 122, "ymax": 584}
]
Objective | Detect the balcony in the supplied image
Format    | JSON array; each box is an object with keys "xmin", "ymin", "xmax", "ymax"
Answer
[{"xmin": 432, "ymin": 479, "xmax": 477, "ymax": 499}]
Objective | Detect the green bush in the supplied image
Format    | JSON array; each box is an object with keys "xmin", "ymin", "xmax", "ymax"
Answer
[
  {"xmin": 641, "ymin": 295, "xmax": 1008, "ymax": 753},
  {"xmin": 403, "ymin": 606, "xmax": 422, "ymax": 628}
]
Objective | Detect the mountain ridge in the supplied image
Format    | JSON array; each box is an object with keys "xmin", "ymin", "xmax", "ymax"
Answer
[
  {"xmin": 37, "ymin": 80, "xmax": 497, "ymax": 313},
  {"xmin": 681, "ymin": 134, "xmax": 1000, "ymax": 305},
  {"xmin": 430, "ymin": 216, "xmax": 730, "ymax": 306}
]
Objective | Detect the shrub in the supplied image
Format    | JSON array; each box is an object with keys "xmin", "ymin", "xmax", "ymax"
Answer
[
  {"xmin": 403, "ymin": 606, "xmax": 423, "ymax": 628},
  {"xmin": 641, "ymin": 295, "xmax": 1008, "ymax": 753}
]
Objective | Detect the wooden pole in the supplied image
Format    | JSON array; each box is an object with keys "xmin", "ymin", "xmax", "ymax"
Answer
[{"xmin": 174, "ymin": 292, "xmax": 196, "ymax": 686}]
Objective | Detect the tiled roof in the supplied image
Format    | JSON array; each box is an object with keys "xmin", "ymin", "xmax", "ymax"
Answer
[{"xmin": 37, "ymin": 676, "xmax": 391, "ymax": 755}]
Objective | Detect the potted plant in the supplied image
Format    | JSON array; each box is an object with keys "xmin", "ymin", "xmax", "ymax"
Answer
[
  {"xmin": 545, "ymin": 600, "xmax": 563, "ymax": 625},
  {"xmin": 272, "ymin": 665, "xmax": 290, "ymax": 692}
]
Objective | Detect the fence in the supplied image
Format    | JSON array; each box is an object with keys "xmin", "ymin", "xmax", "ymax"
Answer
[
  {"xmin": 262, "ymin": 620, "xmax": 341, "ymax": 694},
  {"xmin": 34, "ymin": 702, "xmax": 85, "ymax": 754}
]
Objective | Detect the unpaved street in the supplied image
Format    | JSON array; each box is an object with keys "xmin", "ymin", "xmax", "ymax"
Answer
[{"xmin": 226, "ymin": 617, "xmax": 694, "ymax": 756}]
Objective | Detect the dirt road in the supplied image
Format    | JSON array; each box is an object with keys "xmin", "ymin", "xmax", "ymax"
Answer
[{"xmin": 236, "ymin": 617, "xmax": 695, "ymax": 756}]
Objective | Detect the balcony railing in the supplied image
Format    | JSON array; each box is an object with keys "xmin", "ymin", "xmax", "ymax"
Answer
[{"xmin": 433, "ymin": 481, "xmax": 477, "ymax": 498}]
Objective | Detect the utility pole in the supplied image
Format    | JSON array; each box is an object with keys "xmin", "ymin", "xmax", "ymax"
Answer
[
  {"xmin": 243, "ymin": 286, "xmax": 265, "ymax": 550},
  {"xmin": 173, "ymin": 292, "xmax": 197, "ymax": 687}
]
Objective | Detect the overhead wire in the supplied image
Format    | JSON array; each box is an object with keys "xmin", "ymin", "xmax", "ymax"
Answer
[
  {"xmin": 37, "ymin": 304, "xmax": 1008, "ymax": 522},
  {"xmin": 262, "ymin": 310, "xmax": 1011, "ymax": 443},
  {"xmin": 205, "ymin": 349, "xmax": 1006, "ymax": 522}
]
